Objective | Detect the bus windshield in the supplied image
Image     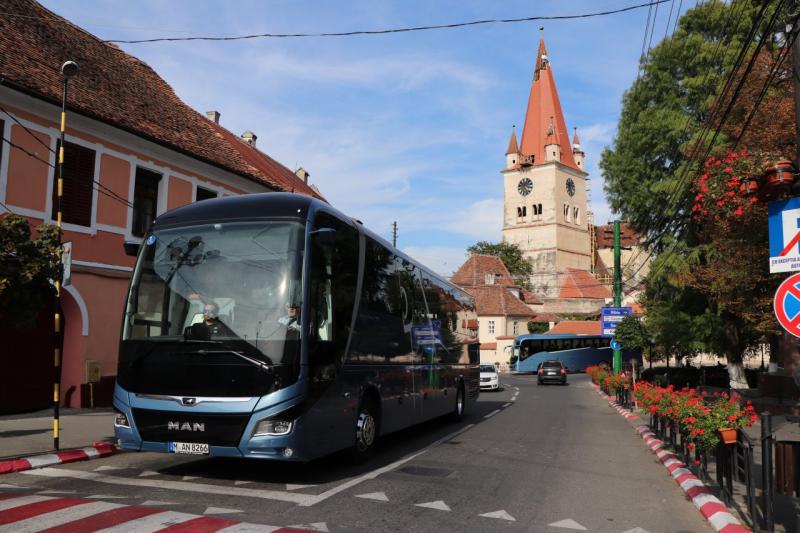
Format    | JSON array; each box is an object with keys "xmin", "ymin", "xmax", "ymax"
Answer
[{"xmin": 118, "ymin": 220, "xmax": 305, "ymax": 397}]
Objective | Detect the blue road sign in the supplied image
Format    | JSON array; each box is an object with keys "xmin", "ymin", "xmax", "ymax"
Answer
[
  {"xmin": 610, "ymin": 339, "xmax": 622, "ymax": 351},
  {"xmin": 601, "ymin": 306, "xmax": 632, "ymax": 338},
  {"xmin": 769, "ymin": 197, "xmax": 800, "ymax": 273}
]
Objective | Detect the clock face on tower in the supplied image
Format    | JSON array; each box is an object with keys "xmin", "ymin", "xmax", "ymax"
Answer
[
  {"xmin": 517, "ymin": 177, "xmax": 533, "ymax": 196},
  {"xmin": 566, "ymin": 177, "xmax": 576, "ymax": 197}
]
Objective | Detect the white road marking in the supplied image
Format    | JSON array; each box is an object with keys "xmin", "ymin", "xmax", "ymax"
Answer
[
  {"xmin": 234, "ymin": 480, "xmax": 253, "ymax": 486},
  {"xmin": 0, "ymin": 501, "xmax": 123, "ymax": 533},
  {"xmin": 415, "ymin": 500, "xmax": 451, "ymax": 511},
  {"xmin": 182, "ymin": 476, "xmax": 200, "ymax": 481},
  {"xmin": 204, "ymin": 506, "xmax": 243, "ymax": 514},
  {"xmin": 94, "ymin": 465, "xmax": 124, "ymax": 472},
  {"xmin": 25, "ymin": 454, "xmax": 60, "ymax": 468},
  {"xmin": 548, "ymin": 518, "xmax": 588, "ymax": 530},
  {"xmin": 289, "ymin": 522, "xmax": 329, "ymax": 532},
  {"xmin": 23, "ymin": 468, "xmax": 314, "ymax": 505},
  {"xmin": 141, "ymin": 500, "xmax": 179, "ymax": 506},
  {"xmin": 355, "ymin": 491, "xmax": 389, "ymax": 502},
  {"xmin": 0, "ymin": 495, "xmax": 52, "ymax": 511},
  {"xmin": 0, "ymin": 484, "xmax": 22, "ymax": 489},
  {"xmin": 621, "ymin": 528, "xmax": 651, "ymax": 533},
  {"xmin": 36, "ymin": 489, "xmax": 76, "ymax": 494},
  {"xmin": 503, "ymin": 402, "xmax": 512, "ymax": 408},
  {"xmin": 87, "ymin": 494, "xmax": 128, "ymax": 499},
  {"xmin": 479, "ymin": 510, "xmax": 515, "ymax": 521},
  {"xmin": 301, "ymin": 423, "xmax": 475, "ymax": 507},
  {"xmin": 94, "ymin": 510, "xmax": 197, "ymax": 533},
  {"xmin": 217, "ymin": 524, "xmax": 281, "ymax": 533},
  {"xmin": 137, "ymin": 470, "xmax": 160, "ymax": 477},
  {"xmin": 286, "ymin": 483, "xmax": 317, "ymax": 491},
  {"xmin": 484, "ymin": 409, "xmax": 501, "ymax": 419}
]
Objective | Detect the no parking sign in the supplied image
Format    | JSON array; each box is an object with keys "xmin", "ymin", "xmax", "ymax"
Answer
[{"xmin": 774, "ymin": 272, "xmax": 800, "ymax": 337}]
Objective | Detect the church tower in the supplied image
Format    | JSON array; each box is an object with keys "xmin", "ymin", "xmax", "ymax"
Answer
[{"xmin": 501, "ymin": 38, "xmax": 591, "ymax": 297}]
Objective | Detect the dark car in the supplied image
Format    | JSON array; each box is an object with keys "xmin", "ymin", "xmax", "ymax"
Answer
[{"xmin": 537, "ymin": 360, "xmax": 567, "ymax": 385}]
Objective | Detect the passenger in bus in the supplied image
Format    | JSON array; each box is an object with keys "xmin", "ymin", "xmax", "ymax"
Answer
[{"xmin": 278, "ymin": 305, "xmax": 302, "ymax": 333}]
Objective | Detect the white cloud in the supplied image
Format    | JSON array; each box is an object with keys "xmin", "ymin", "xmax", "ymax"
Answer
[{"xmin": 402, "ymin": 245, "xmax": 469, "ymax": 278}]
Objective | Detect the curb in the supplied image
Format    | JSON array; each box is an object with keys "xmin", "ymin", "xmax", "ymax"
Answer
[
  {"xmin": 0, "ymin": 441, "xmax": 116, "ymax": 475},
  {"xmin": 591, "ymin": 384, "xmax": 750, "ymax": 533}
]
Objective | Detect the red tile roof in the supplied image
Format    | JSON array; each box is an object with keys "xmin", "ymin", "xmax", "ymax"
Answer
[
  {"xmin": 545, "ymin": 321, "xmax": 602, "ymax": 335},
  {"xmin": 451, "ymin": 254, "xmax": 516, "ymax": 287},
  {"xmin": 594, "ymin": 223, "xmax": 641, "ymax": 249},
  {"xmin": 464, "ymin": 286, "xmax": 534, "ymax": 317},
  {"xmin": 0, "ymin": 0, "xmax": 320, "ymax": 199},
  {"xmin": 519, "ymin": 39, "xmax": 581, "ymax": 171},
  {"xmin": 519, "ymin": 288, "xmax": 543, "ymax": 306},
  {"xmin": 506, "ymin": 130, "xmax": 519, "ymax": 155},
  {"xmin": 530, "ymin": 312, "xmax": 559, "ymax": 323},
  {"xmin": 559, "ymin": 268, "xmax": 611, "ymax": 299}
]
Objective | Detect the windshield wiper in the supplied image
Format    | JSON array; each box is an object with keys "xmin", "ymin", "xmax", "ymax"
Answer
[{"xmin": 195, "ymin": 349, "xmax": 273, "ymax": 373}]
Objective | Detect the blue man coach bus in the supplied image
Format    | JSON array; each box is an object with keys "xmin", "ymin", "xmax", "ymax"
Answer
[
  {"xmin": 114, "ymin": 193, "xmax": 480, "ymax": 462},
  {"xmin": 512, "ymin": 333, "xmax": 620, "ymax": 373}
]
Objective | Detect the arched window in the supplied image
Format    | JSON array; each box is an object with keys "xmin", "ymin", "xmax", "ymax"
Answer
[
  {"xmin": 563, "ymin": 203, "xmax": 570, "ymax": 222},
  {"xmin": 573, "ymin": 206, "xmax": 580, "ymax": 224}
]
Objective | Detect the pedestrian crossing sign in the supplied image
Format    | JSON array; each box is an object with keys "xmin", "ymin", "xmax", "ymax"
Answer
[{"xmin": 769, "ymin": 197, "xmax": 800, "ymax": 273}]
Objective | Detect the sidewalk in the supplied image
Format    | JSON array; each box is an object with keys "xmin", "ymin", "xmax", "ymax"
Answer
[{"xmin": 0, "ymin": 407, "xmax": 115, "ymax": 459}]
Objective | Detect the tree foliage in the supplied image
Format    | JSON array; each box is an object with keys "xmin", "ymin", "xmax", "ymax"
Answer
[
  {"xmin": 0, "ymin": 214, "xmax": 60, "ymax": 327},
  {"xmin": 613, "ymin": 315, "xmax": 650, "ymax": 354},
  {"xmin": 466, "ymin": 241, "xmax": 533, "ymax": 282}
]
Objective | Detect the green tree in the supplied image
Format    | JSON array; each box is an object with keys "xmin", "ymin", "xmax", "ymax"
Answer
[
  {"xmin": 613, "ymin": 315, "xmax": 650, "ymax": 355},
  {"xmin": 466, "ymin": 241, "xmax": 532, "ymax": 284},
  {"xmin": 0, "ymin": 214, "xmax": 60, "ymax": 327},
  {"xmin": 600, "ymin": 0, "xmax": 776, "ymax": 245},
  {"xmin": 527, "ymin": 321, "xmax": 549, "ymax": 334}
]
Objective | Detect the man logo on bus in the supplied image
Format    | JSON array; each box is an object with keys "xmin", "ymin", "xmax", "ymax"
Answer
[
  {"xmin": 181, "ymin": 397, "xmax": 197, "ymax": 406},
  {"xmin": 167, "ymin": 421, "xmax": 205, "ymax": 432}
]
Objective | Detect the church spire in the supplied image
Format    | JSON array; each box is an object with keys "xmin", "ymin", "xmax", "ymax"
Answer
[
  {"xmin": 506, "ymin": 127, "xmax": 519, "ymax": 155},
  {"xmin": 518, "ymin": 37, "xmax": 581, "ymax": 172}
]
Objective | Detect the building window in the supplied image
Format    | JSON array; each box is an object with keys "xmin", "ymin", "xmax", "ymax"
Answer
[
  {"xmin": 488, "ymin": 320, "xmax": 495, "ymax": 335},
  {"xmin": 195, "ymin": 186, "xmax": 217, "ymax": 202},
  {"xmin": 51, "ymin": 140, "xmax": 95, "ymax": 227},
  {"xmin": 573, "ymin": 206, "xmax": 580, "ymax": 225},
  {"xmin": 513, "ymin": 321, "xmax": 519, "ymax": 335},
  {"xmin": 516, "ymin": 205, "xmax": 527, "ymax": 219},
  {"xmin": 563, "ymin": 203, "xmax": 570, "ymax": 222},
  {"xmin": 132, "ymin": 167, "xmax": 162, "ymax": 237},
  {"xmin": 532, "ymin": 204, "xmax": 539, "ymax": 216}
]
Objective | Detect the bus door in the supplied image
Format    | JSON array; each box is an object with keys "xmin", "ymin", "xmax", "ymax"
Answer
[{"xmin": 417, "ymin": 271, "xmax": 450, "ymax": 418}]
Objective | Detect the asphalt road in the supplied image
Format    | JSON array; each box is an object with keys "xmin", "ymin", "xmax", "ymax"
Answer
[{"xmin": 1, "ymin": 374, "xmax": 711, "ymax": 532}]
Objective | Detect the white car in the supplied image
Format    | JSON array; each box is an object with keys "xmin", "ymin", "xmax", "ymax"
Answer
[{"xmin": 479, "ymin": 364, "xmax": 501, "ymax": 391}]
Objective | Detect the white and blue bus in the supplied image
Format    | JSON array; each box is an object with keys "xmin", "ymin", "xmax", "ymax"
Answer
[
  {"xmin": 512, "ymin": 333, "xmax": 625, "ymax": 374},
  {"xmin": 114, "ymin": 193, "xmax": 480, "ymax": 462}
]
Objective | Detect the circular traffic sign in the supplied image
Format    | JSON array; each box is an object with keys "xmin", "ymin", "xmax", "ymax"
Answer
[
  {"xmin": 774, "ymin": 272, "xmax": 800, "ymax": 337},
  {"xmin": 610, "ymin": 339, "xmax": 622, "ymax": 350}
]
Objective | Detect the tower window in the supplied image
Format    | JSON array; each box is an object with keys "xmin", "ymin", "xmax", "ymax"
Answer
[
  {"xmin": 573, "ymin": 206, "xmax": 580, "ymax": 224},
  {"xmin": 563, "ymin": 203, "xmax": 570, "ymax": 222},
  {"xmin": 538, "ymin": 204, "xmax": 543, "ymax": 219},
  {"xmin": 532, "ymin": 204, "xmax": 539, "ymax": 216},
  {"xmin": 517, "ymin": 205, "xmax": 527, "ymax": 219}
]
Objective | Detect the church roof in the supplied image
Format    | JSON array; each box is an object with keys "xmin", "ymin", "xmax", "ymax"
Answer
[
  {"xmin": 558, "ymin": 268, "xmax": 611, "ymax": 299},
  {"xmin": 594, "ymin": 223, "xmax": 641, "ymax": 249},
  {"xmin": 506, "ymin": 129, "xmax": 519, "ymax": 155},
  {"xmin": 518, "ymin": 38, "xmax": 581, "ymax": 172},
  {"xmin": 451, "ymin": 254, "xmax": 516, "ymax": 287}
]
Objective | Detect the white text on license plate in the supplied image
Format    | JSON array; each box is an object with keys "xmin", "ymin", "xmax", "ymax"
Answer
[{"xmin": 169, "ymin": 442, "xmax": 209, "ymax": 454}]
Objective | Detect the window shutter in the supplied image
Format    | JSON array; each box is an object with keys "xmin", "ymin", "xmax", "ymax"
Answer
[{"xmin": 52, "ymin": 141, "xmax": 95, "ymax": 227}]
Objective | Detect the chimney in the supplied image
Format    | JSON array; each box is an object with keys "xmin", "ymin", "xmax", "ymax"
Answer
[
  {"xmin": 206, "ymin": 110, "xmax": 220, "ymax": 124},
  {"xmin": 241, "ymin": 131, "xmax": 257, "ymax": 147},
  {"xmin": 294, "ymin": 167, "xmax": 310, "ymax": 184}
]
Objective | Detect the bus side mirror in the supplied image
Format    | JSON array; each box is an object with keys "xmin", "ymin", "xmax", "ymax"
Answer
[{"xmin": 123, "ymin": 241, "xmax": 140, "ymax": 257}]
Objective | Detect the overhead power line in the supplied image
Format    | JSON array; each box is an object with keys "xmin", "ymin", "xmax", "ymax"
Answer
[{"xmin": 102, "ymin": 0, "xmax": 672, "ymax": 44}]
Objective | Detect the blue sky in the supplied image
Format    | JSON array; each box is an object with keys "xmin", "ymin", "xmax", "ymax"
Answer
[{"xmin": 42, "ymin": 0, "xmax": 697, "ymax": 276}]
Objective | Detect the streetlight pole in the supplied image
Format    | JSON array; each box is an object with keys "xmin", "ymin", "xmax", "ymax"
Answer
[
  {"xmin": 612, "ymin": 220, "xmax": 622, "ymax": 374},
  {"xmin": 53, "ymin": 60, "xmax": 78, "ymax": 451}
]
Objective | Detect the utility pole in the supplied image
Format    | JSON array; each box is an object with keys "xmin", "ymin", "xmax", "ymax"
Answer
[
  {"xmin": 392, "ymin": 221, "xmax": 398, "ymax": 248},
  {"xmin": 613, "ymin": 220, "xmax": 623, "ymax": 374},
  {"xmin": 53, "ymin": 61, "xmax": 78, "ymax": 451}
]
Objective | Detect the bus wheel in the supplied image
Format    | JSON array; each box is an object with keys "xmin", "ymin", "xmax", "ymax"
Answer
[
  {"xmin": 449, "ymin": 383, "xmax": 465, "ymax": 422},
  {"xmin": 351, "ymin": 399, "xmax": 378, "ymax": 462}
]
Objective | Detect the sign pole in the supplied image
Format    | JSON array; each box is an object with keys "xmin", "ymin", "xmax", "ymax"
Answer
[{"xmin": 613, "ymin": 220, "xmax": 622, "ymax": 374}]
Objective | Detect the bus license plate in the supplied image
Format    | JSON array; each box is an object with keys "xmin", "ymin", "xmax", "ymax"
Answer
[{"xmin": 169, "ymin": 442, "xmax": 209, "ymax": 455}]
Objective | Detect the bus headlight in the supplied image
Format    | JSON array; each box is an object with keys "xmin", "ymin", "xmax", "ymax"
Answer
[
  {"xmin": 114, "ymin": 410, "xmax": 131, "ymax": 428},
  {"xmin": 253, "ymin": 418, "xmax": 293, "ymax": 437}
]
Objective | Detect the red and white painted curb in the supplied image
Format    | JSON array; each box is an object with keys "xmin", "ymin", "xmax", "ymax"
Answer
[
  {"xmin": 0, "ymin": 491, "xmax": 318, "ymax": 532},
  {"xmin": 0, "ymin": 442, "xmax": 116, "ymax": 476},
  {"xmin": 591, "ymin": 384, "xmax": 749, "ymax": 533}
]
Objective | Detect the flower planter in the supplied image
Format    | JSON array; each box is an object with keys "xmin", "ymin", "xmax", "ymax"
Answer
[
  {"xmin": 763, "ymin": 160, "xmax": 795, "ymax": 188},
  {"xmin": 719, "ymin": 427, "xmax": 737, "ymax": 445},
  {"xmin": 739, "ymin": 178, "xmax": 759, "ymax": 195}
]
